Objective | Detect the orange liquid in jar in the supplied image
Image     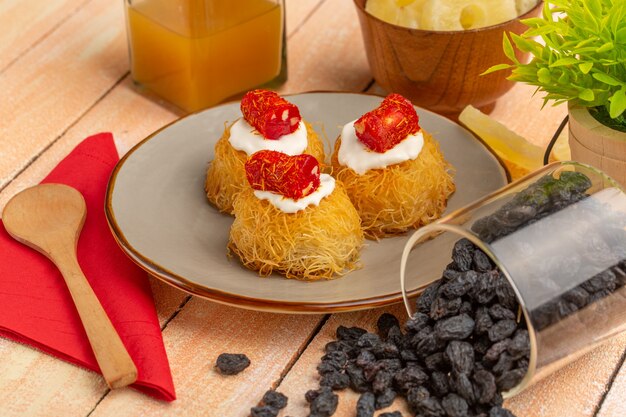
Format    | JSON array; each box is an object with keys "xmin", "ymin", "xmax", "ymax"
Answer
[{"xmin": 125, "ymin": 0, "xmax": 284, "ymax": 112}]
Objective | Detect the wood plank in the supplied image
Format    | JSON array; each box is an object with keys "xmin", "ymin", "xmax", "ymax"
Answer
[
  {"xmin": 0, "ymin": 339, "xmax": 107, "ymax": 417},
  {"xmin": 597, "ymin": 342, "xmax": 626, "ymax": 417},
  {"xmin": 0, "ymin": 0, "xmax": 128, "ymax": 190},
  {"xmin": 88, "ymin": 298, "xmax": 323, "ymax": 417},
  {"xmin": 0, "ymin": 0, "xmax": 90, "ymax": 72}
]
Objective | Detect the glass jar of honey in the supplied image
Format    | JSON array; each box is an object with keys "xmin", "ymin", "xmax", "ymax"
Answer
[{"xmin": 124, "ymin": 0, "xmax": 286, "ymax": 112}]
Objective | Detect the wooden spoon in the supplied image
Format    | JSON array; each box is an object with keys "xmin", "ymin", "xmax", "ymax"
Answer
[{"xmin": 2, "ymin": 183, "xmax": 138, "ymax": 389}]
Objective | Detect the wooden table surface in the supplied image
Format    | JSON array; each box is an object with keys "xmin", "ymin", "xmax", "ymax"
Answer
[{"xmin": 1, "ymin": 1, "xmax": 625, "ymax": 416}]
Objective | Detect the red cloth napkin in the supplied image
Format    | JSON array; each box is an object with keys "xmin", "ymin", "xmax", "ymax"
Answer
[{"xmin": 0, "ymin": 133, "xmax": 175, "ymax": 401}]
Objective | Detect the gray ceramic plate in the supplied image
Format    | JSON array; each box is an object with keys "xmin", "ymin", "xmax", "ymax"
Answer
[{"xmin": 106, "ymin": 92, "xmax": 507, "ymax": 313}]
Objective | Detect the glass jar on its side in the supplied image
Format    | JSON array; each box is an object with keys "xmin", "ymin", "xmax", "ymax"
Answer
[
  {"xmin": 124, "ymin": 0, "xmax": 287, "ymax": 112},
  {"xmin": 401, "ymin": 162, "xmax": 626, "ymax": 397}
]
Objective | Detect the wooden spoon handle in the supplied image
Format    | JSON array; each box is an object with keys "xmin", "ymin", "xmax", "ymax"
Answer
[{"xmin": 53, "ymin": 246, "xmax": 138, "ymax": 389}]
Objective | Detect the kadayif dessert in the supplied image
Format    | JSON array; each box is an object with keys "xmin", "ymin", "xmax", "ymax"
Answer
[
  {"xmin": 228, "ymin": 150, "xmax": 363, "ymax": 280},
  {"xmin": 331, "ymin": 93, "xmax": 455, "ymax": 239},
  {"xmin": 205, "ymin": 89, "xmax": 325, "ymax": 214}
]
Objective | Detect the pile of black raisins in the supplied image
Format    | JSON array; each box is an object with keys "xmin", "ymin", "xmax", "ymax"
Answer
[
  {"xmin": 250, "ymin": 171, "xmax": 626, "ymax": 417},
  {"xmin": 305, "ymin": 237, "xmax": 527, "ymax": 417}
]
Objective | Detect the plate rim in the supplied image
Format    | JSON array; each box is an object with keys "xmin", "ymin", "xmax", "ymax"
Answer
[{"xmin": 105, "ymin": 90, "xmax": 509, "ymax": 313}]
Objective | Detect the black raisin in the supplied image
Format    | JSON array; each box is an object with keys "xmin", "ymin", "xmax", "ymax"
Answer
[
  {"xmin": 473, "ymin": 250, "xmax": 493, "ymax": 272},
  {"xmin": 357, "ymin": 333, "xmax": 382, "ymax": 350},
  {"xmin": 250, "ymin": 405, "xmax": 278, "ymax": 417},
  {"xmin": 496, "ymin": 369, "xmax": 526, "ymax": 391},
  {"xmin": 516, "ymin": 359, "xmax": 529, "ymax": 373},
  {"xmin": 473, "ymin": 335, "xmax": 492, "ymax": 356},
  {"xmin": 452, "ymin": 239, "xmax": 476, "ymax": 272},
  {"xmin": 440, "ymin": 271, "xmax": 477, "ymax": 299},
  {"xmin": 320, "ymin": 371, "xmax": 350, "ymax": 390},
  {"xmin": 262, "ymin": 390, "xmax": 288, "ymax": 409},
  {"xmin": 473, "ymin": 370, "xmax": 497, "ymax": 404},
  {"xmin": 413, "ymin": 327, "xmax": 444, "ymax": 357},
  {"xmin": 373, "ymin": 342, "xmax": 400, "ymax": 359},
  {"xmin": 346, "ymin": 362, "xmax": 369, "ymax": 393},
  {"xmin": 317, "ymin": 361, "xmax": 342, "ymax": 375},
  {"xmin": 582, "ymin": 270, "xmax": 616, "ymax": 293},
  {"xmin": 373, "ymin": 370, "xmax": 394, "ymax": 394},
  {"xmin": 488, "ymin": 320, "xmax": 517, "ymax": 342},
  {"xmin": 407, "ymin": 386, "xmax": 430, "ymax": 411},
  {"xmin": 435, "ymin": 314, "xmax": 475, "ymax": 341},
  {"xmin": 425, "ymin": 352, "xmax": 446, "ymax": 371},
  {"xmin": 356, "ymin": 392, "xmax": 376, "ymax": 417},
  {"xmin": 445, "ymin": 341, "xmax": 475, "ymax": 374},
  {"xmin": 356, "ymin": 350, "xmax": 376, "ymax": 368},
  {"xmin": 562, "ymin": 287, "xmax": 590, "ymax": 308},
  {"xmin": 309, "ymin": 386, "xmax": 338, "ymax": 417},
  {"xmin": 324, "ymin": 340, "xmax": 356, "ymax": 357},
  {"xmin": 405, "ymin": 312, "xmax": 430, "ymax": 333},
  {"xmin": 305, "ymin": 389, "xmax": 319, "ymax": 403},
  {"xmin": 377, "ymin": 313, "xmax": 401, "ymax": 339},
  {"xmin": 393, "ymin": 366, "xmax": 429, "ymax": 392},
  {"xmin": 488, "ymin": 305, "xmax": 516, "ymax": 321},
  {"xmin": 215, "ymin": 353, "xmax": 250, "ymax": 375},
  {"xmin": 495, "ymin": 278, "xmax": 518, "ymax": 310},
  {"xmin": 400, "ymin": 349, "xmax": 419, "ymax": 363},
  {"xmin": 387, "ymin": 325, "xmax": 405, "ymax": 347},
  {"xmin": 431, "ymin": 297, "xmax": 463, "ymax": 320},
  {"xmin": 337, "ymin": 326, "xmax": 367, "ymax": 342},
  {"xmin": 442, "ymin": 393, "xmax": 469, "ymax": 417},
  {"xmin": 475, "ymin": 307, "xmax": 494, "ymax": 335},
  {"xmin": 472, "ymin": 271, "xmax": 499, "ymax": 304},
  {"xmin": 450, "ymin": 372, "xmax": 475, "ymax": 404},
  {"xmin": 491, "ymin": 353, "xmax": 514, "ymax": 376},
  {"xmin": 375, "ymin": 388, "xmax": 397, "ymax": 409},
  {"xmin": 507, "ymin": 330, "xmax": 530, "ymax": 360},
  {"xmin": 460, "ymin": 301, "xmax": 474, "ymax": 315},
  {"xmin": 417, "ymin": 281, "xmax": 443, "ymax": 314},
  {"xmin": 430, "ymin": 371, "xmax": 450, "ymax": 397},
  {"xmin": 483, "ymin": 340, "xmax": 510, "ymax": 366},
  {"xmin": 322, "ymin": 351, "xmax": 348, "ymax": 367}
]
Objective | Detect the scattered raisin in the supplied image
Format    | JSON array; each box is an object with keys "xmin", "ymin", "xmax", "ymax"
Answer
[{"xmin": 215, "ymin": 353, "xmax": 250, "ymax": 375}]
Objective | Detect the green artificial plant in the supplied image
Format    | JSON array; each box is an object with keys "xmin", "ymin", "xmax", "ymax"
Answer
[{"xmin": 486, "ymin": 0, "xmax": 626, "ymax": 132}]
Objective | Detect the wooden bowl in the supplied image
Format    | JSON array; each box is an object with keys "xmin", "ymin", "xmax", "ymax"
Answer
[{"xmin": 353, "ymin": 0, "xmax": 543, "ymax": 116}]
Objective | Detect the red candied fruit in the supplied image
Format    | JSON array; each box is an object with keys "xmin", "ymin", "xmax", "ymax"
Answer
[
  {"xmin": 240, "ymin": 89, "xmax": 302, "ymax": 140},
  {"xmin": 354, "ymin": 93, "xmax": 420, "ymax": 153},
  {"xmin": 245, "ymin": 150, "xmax": 321, "ymax": 200}
]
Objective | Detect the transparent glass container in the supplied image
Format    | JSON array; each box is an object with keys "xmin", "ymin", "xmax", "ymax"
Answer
[
  {"xmin": 400, "ymin": 162, "xmax": 626, "ymax": 397},
  {"xmin": 124, "ymin": 0, "xmax": 287, "ymax": 112}
]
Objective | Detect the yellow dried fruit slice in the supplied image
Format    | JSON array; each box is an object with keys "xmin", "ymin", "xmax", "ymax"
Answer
[
  {"xmin": 365, "ymin": 0, "xmax": 427, "ymax": 29},
  {"xmin": 420, "ymin": 0, "xmax": 517, "ymax": 31},
  {"xmin": 459, "ymin": 105, "xmax": 544, "ymax": 178}
]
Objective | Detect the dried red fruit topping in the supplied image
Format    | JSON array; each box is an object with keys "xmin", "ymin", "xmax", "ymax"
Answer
[
  {"xmin": 240, "ymin": 89, "xmax": 302, "ymax": 140},
  {"xmin": 354, "ymin": 93, "xmax": 420, "ymax": 153},
  {"xmin": 245, "ymin": 150, "xmax": 321, "ymax": 200}
]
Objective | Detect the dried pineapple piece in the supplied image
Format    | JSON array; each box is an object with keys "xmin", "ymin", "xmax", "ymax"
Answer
[
  {"xmin": 420, "ymin": 0, "xmax": 517, "ymax": 31},
  {"xmin": 366, "ymin": 0, "xmax": 427, "ymax": 29}
]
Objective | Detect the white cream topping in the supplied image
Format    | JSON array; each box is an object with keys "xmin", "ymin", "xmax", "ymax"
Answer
[
  {"xmin": 253, "ymin": 174, "xmax": 336, "ymax": 214},
  {"xmin": 228, "ymin": 118, "xmax": 307, "ymax": 156},
  {"xmin": 337, "ymin": 120, "xmax": 424, "ymax": 175}
]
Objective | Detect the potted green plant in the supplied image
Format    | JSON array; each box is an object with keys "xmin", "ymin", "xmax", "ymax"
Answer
[{"xmin": 486, "ymin": 0, "xmax": 626, "ymax": 185}]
